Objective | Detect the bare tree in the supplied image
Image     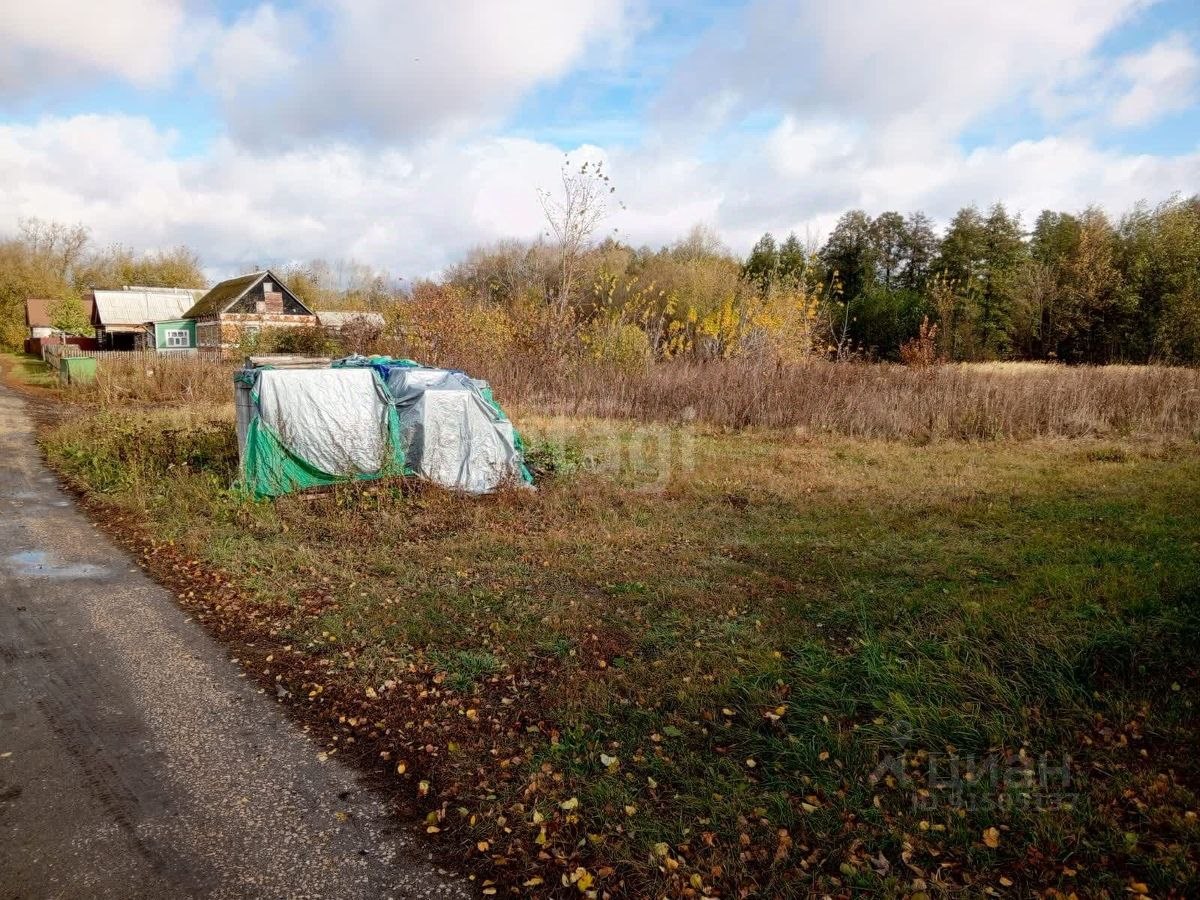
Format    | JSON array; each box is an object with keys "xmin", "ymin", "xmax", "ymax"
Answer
[
  {"xmin": 821, "ymin": 271, "xmax": 855, "ymax": 361},
  {"xmin": 538, "ymin": 158, "xmax": 618, "ymax": 314},
  {"xmin": 19, "ymin": 218, "xmax": 90, "ymax": 280}
]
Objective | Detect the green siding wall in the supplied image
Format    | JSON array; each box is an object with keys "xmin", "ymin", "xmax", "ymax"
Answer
[{"xmin": 154, "ymin": 319, "xmax": 196, "ymax": 349}]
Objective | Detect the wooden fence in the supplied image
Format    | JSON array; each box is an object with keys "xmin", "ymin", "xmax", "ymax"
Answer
[{"xmin": 44, "ymin": 346, "xmax": 226, "ymax": 364}]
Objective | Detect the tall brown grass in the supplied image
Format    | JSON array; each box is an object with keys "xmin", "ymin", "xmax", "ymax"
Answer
[
  {"xmin": 483, "ymin": 357, "xmax": 1200, "ymax": 440},
  {"xmin": 70, "ymin": 353, "xmax": 239, "ymax": 406},
  {"xmin": 68, "ymin": 350, "xmax": 1200, "ymax": 441}
]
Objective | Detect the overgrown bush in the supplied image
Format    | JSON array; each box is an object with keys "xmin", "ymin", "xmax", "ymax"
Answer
[{"xmin": 44, "ymin": 406, "xmax": 237, "ymax": 492}]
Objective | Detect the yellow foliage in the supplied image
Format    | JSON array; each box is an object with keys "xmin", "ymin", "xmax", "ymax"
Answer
[{"xmin": 393, "ymin": 284, "xmax": 517, "ymax": 369}]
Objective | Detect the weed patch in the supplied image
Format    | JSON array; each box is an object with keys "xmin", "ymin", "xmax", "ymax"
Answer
[{"xmin": 39, "ymin": 401, "xmax": 1200, "ymax": 897}]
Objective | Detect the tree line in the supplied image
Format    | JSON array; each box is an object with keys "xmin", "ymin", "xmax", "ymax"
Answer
[
  {"xmin": 437, "ymin": 193, "xmax": 1200, "ymax": 367},
  {"xmin": 0, "ymin": 220, "xmax": 204, "ymax": 347},
  {"xmin": 3, "ymin": 191, "xmax": 1198, "ymax": 366},
  {"xmin": 801, "ymin": 196, "xmax": 1200, "ymax": 363}
]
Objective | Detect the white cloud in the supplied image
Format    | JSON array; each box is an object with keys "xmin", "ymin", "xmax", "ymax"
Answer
[
  {"xmin": 205, "ymin": 4, "xmax": 305, "ymax": 98},
  {"xmin": 1, "ymin": 2, "xmax": 1196, "ymax": 276},
  {"xmin": 691, "ymin": 113, "xmax": 1200, "ymax": 248},
  {"xmin": 212, "ymin": 0, "xmax": 632, "ymax": 145},
  {"xmin": 2, "ymin": 114, "xmax": 1197, "ymax": 284},
  {"xmin": 1110, "ymin": 33, "xmax": 1200, "ymax": 127},
  {"xmin": 0, "ymin": 0, "xmax": 188, "ymax": 95},
  {"xmin": 0, "ymin": 114, "xmax": 568, "ymax": 277},
  {"xmin": 659, "ymin": 0, "xmax": 1149, "ymax": 141}
]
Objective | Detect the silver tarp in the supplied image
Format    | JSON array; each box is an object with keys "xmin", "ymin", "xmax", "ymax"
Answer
[{"xmin": 389, "ymin": 367, "xmax": 526, "ymax": 493}]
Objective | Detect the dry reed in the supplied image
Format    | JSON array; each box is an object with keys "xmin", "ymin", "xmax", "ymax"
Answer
[
  {"xmin": 69, "ymin": 350, "xmax": 1200, "ymax": 441},
  {"xmin": 485, "ymin": 357, "xmax": 1200, "ymax": 440},
  {"xmin": 70, "ymin": 352, "xmax": 239, "ymax": 406}
]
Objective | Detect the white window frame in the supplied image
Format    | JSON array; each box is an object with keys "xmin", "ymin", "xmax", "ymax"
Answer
[{"xmin": 164, "ymin": 328, "xmax": 190, "ymax": 348}]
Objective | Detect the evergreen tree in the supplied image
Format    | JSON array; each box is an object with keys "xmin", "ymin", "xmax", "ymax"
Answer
[
  {"xmin": 933, "ymin": 207, "xmax": 987, "ymax": 359},
  {"xmin": 819, "ymin": 211, "xmax": 876, "ymax": 303},
  {"xmin": 743, "ymin": 232, "xmax": 779, "ymax": 293},
  {"xmin": 48, "ymin": 294, "xmax": 92, "ymax": 336},
  {"xmin": 978, "ymin": 203, "xmax": 1026, "ymax": 357},
  {"xmin": 899, "ymin": 212, "xmax": 938, "ymax": 292},
  {"xmin": 871, "ymin": 211, "xmax": 907, "ymax": 290},
  {"xmin": 1118, "ymin": 196, "xmax": 1200, "ymax": 363},
  {"xmin": 777, "ymin": 232, "xmax": 806, "ymax": 285}
]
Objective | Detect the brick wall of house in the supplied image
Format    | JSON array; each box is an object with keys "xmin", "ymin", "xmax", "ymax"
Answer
[{"xmin": 194, "ymin": 312, "xmax": 317, "ymax": 351}]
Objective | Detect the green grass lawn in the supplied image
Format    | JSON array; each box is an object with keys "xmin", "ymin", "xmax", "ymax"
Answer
[
  {"xmin": 42, "ymin": 407, "xmax": 1200, "ymax": 897},
  {"xmin": 1, "ymin": 351, "xmax": 58, "ymax": 390}
]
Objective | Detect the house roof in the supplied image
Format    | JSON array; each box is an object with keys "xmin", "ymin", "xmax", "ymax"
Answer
[
  {"xmin": 183, "ymin": 271, "xmax": 265, "ymax": 318},
  {"xmin": 315, "ymin": 310, "xmax": 387, "ymax": 329},
  {"xmin": 183, "ymin": 269, "xmax": 312, "ymax": 319},
  {"xmin": 26, "ymin": 296, "xmax": 95, "ymax": 328},
  {"xmin": 25, "ymin": 298, "xmax": 52, "ymax": 328},
  {"xmin": 91, "ymin": 288, "xmax": 205, "ymax": 325}
]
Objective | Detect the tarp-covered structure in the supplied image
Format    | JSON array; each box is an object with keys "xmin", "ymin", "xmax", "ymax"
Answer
[{"xmin": 235, "ymin": 356, "xmax": 531, "ymax": 497}]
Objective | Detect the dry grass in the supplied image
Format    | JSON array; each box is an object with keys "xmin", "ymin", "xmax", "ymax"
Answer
[
  {"xmin": 68, "ymin": 353, "xmax": 239, "ymax": 405},
  {"xmin": 486, "ymin": 357, "xmax": 1200, "ymax": 440},
  {"xmin": 41, "ymin": 406, "xmax": 1200, "ymax": 897},
  {"xmin": 57, "ymin": 350, "xmax": 1200, "ymax": 442}
]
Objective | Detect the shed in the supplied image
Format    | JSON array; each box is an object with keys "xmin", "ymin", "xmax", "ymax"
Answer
[
  {"xmin": 315, "ymin": 310, "xmax": 387, "ymax": 331},
  {"xmin": 26, "ymin": 296, "xmax": 96, "ymax": 339}
]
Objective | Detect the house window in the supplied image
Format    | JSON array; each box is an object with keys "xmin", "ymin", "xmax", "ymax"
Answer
[{"xmin": 165, "ymin": 329, "xmax": 190, "ymax": 347}]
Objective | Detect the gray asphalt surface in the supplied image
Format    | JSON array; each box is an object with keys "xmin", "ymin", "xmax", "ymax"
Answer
[{"xmin": 0, "ymin": 381, "xmax": 470, "ymax": 899}]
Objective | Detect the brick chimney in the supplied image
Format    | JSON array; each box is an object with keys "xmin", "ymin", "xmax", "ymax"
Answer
[{"xmin": 262, "ymin": 280, "xmax": 284, "ymax": 314}]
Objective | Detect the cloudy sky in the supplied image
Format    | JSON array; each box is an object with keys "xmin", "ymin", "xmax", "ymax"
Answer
[{"xmin": 1, "ymin": 0, "xmax": 1197, "ymax": 279}]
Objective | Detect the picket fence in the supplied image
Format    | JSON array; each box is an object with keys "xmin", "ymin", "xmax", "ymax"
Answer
[{"xmin": 44, "ymin": 346, "xmax": 226, "ymax": 365}]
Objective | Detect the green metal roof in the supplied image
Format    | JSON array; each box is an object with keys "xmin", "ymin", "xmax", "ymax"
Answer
[{"xmin": 183, "ymin": 271, "xmax": 267, "ymax": 319}]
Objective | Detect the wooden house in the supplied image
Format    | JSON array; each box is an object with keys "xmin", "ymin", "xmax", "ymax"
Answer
[
  {"xmin": 132, "ymin": 318, "xmax": 198, "ymax": 352},
  {"xmin": 90, "ymin": 287, "xmax": 204, "ymax": 350},
  {"xmin": 183, "ymin": 270, "xmax": 315, "ymax": 352}
]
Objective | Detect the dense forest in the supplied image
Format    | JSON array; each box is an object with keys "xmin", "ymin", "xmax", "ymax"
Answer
[{"xmin": 3, "ymin": 192, "xmax": 1198, "ymax": 365}]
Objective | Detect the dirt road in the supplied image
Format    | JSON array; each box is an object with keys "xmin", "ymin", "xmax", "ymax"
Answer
[{"xmin": 0, "ymin": 381, "xmax": 469, "ymax": 899}]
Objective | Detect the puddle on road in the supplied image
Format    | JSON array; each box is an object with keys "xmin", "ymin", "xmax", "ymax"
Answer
[
  {"xmin": 5, "ymin": 551, "xmax": 110, "ymax": 580},
  {"xmin": 5, "ymin": 493, "xmax": 72, "ymax": 508}
]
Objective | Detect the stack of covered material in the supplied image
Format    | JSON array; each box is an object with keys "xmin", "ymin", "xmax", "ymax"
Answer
[{"xmin": 235, "ymin": 356, "xmax": 531, "ymax": 498}]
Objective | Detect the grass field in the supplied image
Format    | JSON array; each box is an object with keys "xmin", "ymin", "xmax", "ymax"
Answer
[
  {"xmin": 31, "ymin": 366, "xmax": 1200, "ymax": 898},
  {"xmin": 1, "ymin": 350, "xmax": 60, "ymax": 391}
]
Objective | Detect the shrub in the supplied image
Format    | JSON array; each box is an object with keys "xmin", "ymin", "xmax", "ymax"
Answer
[{"xmin": 899, "ymin": 316, "xmax": 941, "ymax": 368}]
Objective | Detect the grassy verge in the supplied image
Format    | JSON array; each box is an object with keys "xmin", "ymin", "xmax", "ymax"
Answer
[
  {"xmin": 0, "ymin": 350, "xmax": 59, "ymax": 392},
  {"xmin": 40, "ymin": 402, "xmax": 1200, "ymax": 897}
]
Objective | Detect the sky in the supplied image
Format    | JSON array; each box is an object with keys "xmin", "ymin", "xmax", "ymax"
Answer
[{"xmin": 1, "ymin": 0, "xmax": 1198, "ymax": 281}]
